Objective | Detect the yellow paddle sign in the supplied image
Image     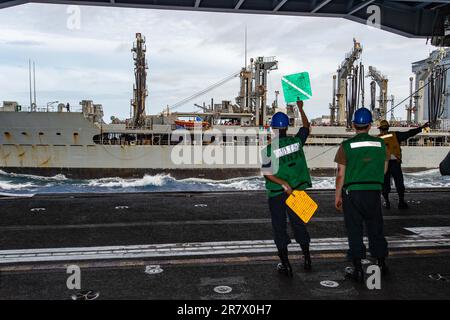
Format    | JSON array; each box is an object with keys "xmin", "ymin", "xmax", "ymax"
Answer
[{"xmin": 285, "ymin": 190, "xmax": 318, "ymax": 224}]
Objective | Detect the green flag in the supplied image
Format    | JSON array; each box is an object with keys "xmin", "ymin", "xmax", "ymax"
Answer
[{"xmin": 281, "ymin": 72, "xmax": 312, "ymax": 103}]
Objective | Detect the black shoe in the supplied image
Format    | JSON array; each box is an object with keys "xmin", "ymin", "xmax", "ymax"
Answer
[
  {"xmin": 71, "ymin": 290, "xmax": 100, "ymax": 300},
  {"xmin": 345, "ymin": 267, "xmax": 365, "ymax": 283},
  {"xmin": 277, "ymin": 248, "xmax": 293, "ymax": 278},
  {"xmin": 377, "ymin": 258, "xmax": 389, "ymax": 276},
  {"xmin": 345, "ymin": 260, "xmax": 364, "ymax": 283},
  {"xmin": 382, "ymin": 194, "xmax": 390, "ymax": 209},
  {"xmin": 300, "ymin": 244, "xmax": 312, "ymax": 271},
  {"xmin": 303, "ymin": 252, "xmax": 312, "ymax": 271},
  {"xmin": 398, "ymin": 201, "xmax": 409, "ymax": 209},
  {"xmin": 277, "ymin": 262, "xmax": 293, "ymax": 278}
]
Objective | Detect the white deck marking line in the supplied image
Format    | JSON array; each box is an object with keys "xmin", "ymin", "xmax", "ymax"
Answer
[
  {"xmin": 1, "ymin": 233, "xmax": 450, "ymax": 264},
  {"xmin": 405, "ymin": 227, "xmax": 450, "ymax": 237},
  {"xmin": 0, "ymin": 193, "xmax": 35, "ymax": 198}
]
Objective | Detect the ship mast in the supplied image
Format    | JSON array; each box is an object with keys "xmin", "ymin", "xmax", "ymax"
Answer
[
  {"xmin": 335, "ymin": 38, "xmax": 362, "ymax": 127},
  {"xmin": 131, "ymin": 33, "xmax": 148, "ymax": 128},
  {"xmin": 367, "ymin": 66, "xmax": 389, "ymax": 121}
]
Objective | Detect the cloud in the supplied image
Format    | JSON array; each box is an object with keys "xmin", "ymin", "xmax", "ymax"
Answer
[
  {"xmin": 3, "ymin": 40, "xmax": 44, "ymax": 46},
  {"xmin": 0, "ymin": 3, "xmax": 435, "ymax": 121}
]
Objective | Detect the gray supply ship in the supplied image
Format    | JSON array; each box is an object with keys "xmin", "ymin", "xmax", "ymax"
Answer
[{"xmin": 0, "ymin": 35, "xmax": 449, "ymax": 179}]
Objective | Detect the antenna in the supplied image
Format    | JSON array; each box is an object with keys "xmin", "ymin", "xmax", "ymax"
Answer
[
  {"xmin": 244, "ymin": 25, "xmax": 247, "ymax": 69},
  {"xmin": 33, "ymin": 61, "xmax": 36, "ymax": 106},
  {"xmin": 28, "ymin": 59, "xmax": 32, "ymax": 110}
]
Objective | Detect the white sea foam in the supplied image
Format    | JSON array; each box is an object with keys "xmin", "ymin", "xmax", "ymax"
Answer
[
  {"xmin": 0, "ymin": 170, "xmax": 68, "ymax": 181},
  {"xmin": 205, "ymin": 179, "xmax": 264, "ymax": 191},
  {"xmin": 311, "ymin": 177, "xmax": 336, "ymax": 189},
  {"xmin": 0, "ymin": 169, "xmax": 449, "ymax": 193},
  {"xmin": 0, "ymin": 181, "xmax": 36, "ymax": 190},
  {"xmin": 86, "ymin": 174, "xmax": 171, "ymax": 188},
  {"xmin": 404, "ymin": 169, "xmax": 441, "ymax": 177}
]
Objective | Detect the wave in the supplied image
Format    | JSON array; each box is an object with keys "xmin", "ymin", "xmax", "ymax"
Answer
[
  {"xmin": 0, "ymin": 170, "xmax": 68, "ymax": 181},
  {"xmin": 404, "ymin": 169, "xmax": 441, "ymax": 177},
  {"xmin": 86, "ymin": 174, "xmax": 172, "ymax": 188},
  {"xmin": 84, "ymin": 174, "xmax": 265, "ymax": 191},
  {"xmin": 205, "ymin": 179, "xmax": 264, "ymax": 191},
  {"xmin": 0, "ymin": 169, "xmax": 449, "ymax": 194},
  {"xmin": 0, "ymin": 181, "xmax": 37, "ymax": 190},
  {"xmin": 311, "ymin": 177, "xmax": 336, "ymax": 189}
]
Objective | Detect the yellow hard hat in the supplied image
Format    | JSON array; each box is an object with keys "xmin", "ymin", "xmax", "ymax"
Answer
[{"xmin": 378, "ymin": 120, "xmax": 390, "ymax": 129}]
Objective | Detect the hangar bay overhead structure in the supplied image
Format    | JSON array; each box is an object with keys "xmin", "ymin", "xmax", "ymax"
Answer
[{"xmin": 1, "ymin": 0, "xmax": 449, "ymax": 44}]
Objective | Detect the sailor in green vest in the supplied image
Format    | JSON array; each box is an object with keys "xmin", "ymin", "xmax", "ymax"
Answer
[
  {"xmin": 261, "ymin": 100, "xmax": 312, "ymax": 278},
  {"xmin": 334, "ymin": 108, "xmax": 389, "ymax": 282}
]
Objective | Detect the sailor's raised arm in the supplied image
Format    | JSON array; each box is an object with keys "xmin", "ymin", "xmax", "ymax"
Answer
[
  {"xmin": 396, "ymin": 122, "xmax": 429, "ymax": 142},
  {"xmin": 295, "ymin": 100, "xmax": 310, "ymax": 144},
  {"xmin": 297, "ymin": 100, "xmax": 310, "ymax": 129}
]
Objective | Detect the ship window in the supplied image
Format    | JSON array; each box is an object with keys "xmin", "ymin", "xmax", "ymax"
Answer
[
  {"xmin": 56, "ymin": 132, "xmax": 61, "ymax": 136},
  {"xmin": 21, "ymin": 132, "xmax": 27, "ymax": 135}
]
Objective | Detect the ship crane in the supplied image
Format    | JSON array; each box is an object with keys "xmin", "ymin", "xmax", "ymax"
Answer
[
  {"xmin": 168, "ymin": 56, "xmax": 278, "ymax": 127},
  {"xmin": 412, "ymin": 48, "xmax": 448, "ymax": 127},
  {"xmin": 333, "ymin": 38, "xmax": 362, "ymax": 126},
  {"xmin": 367, "ymin": 66, "xmax": 389, "ymax": 121},
  {"xmin": 236, "ymin": 57, "xmax": 278, "ymax": 126},
  {"xmin": 130, "ymin": 33, "xmax": 148, "ymax": 128}
]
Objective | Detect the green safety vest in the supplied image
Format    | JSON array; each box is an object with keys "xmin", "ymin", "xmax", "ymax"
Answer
[
  {"xmin": 263, "ymin": 136, "xmax": 312, "ymax": 197},
  {"xmin": 342, "ymin": 133, "xmax": 386, "ymax": 191}
]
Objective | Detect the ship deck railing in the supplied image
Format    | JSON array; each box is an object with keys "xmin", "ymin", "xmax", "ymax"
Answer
[{"xmin": 5, "ymin": 106, "xmax": 84, "ymax": 113}]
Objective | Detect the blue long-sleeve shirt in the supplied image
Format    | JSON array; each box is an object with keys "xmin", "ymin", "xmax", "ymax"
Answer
[{"xmin": 394, "ymin": 127, "xmax": 422, "ymax": 143}]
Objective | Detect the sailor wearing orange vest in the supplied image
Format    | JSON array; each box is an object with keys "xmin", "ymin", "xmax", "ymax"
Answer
[{"xmin": 378, "ymin": 120, "xmax": 430, "ymax": 209}]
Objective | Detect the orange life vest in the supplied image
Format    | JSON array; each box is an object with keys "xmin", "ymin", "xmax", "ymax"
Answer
[{"xmin": 378, "ymin": 132, "xmax": 402, "ymax": 161}]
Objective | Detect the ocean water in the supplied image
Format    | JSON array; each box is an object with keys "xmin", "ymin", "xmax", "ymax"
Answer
[{"xmin": 0, "ymin": 169, "xmax": 449, "ymax": 196}]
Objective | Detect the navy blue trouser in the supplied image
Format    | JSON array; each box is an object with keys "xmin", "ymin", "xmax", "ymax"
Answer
[
  {"xmin": 343, "ymin": 190, "xmax": 388, "ymax": 260},
  {"xmin": 268, "ymin": 192, "xmax": 310, "ymax": 251}
]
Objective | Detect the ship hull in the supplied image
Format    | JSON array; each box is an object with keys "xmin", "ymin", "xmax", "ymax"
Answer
[{"xmin": 0, "ymin": 112, "xmax": 448, "ymax": 179}]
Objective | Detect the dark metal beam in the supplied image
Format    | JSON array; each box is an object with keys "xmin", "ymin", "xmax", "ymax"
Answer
[
  {"xmin": 415, "ymin": 2, "xmax": 430, "ymax": 9},
  {"xmin": 0, "ymin": 0, "xmax": 26, "ymax": 9},
  {"xmin": 384, "ymin": 0, "xmax": 424, "ymax": 12},
  {"xmin": 430, "ymin": 3, "xmax": 449, "ymax": 10},
  {"xmin": 0, "ymin": 0, "xmax": 446, "ymax": 39},
  {"xmin": 273, "ymin": 0, "xmax": 288, "ymax": 12},
  {"xmin": 311, "ymin": 0, "xmax": 333, "ymax": 13},
  {"xmin": 234, "ymin": 0, "xmax": 245, "ymax": 10},
  {"xmin": 391, "ymin": 0, "xmax": 449, "ymax": 3},
  {"xmin": 347, "ymin": 0, "xmax": 376, "ymax": 15}
]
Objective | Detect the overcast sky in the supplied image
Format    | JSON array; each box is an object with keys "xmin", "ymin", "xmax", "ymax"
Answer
[{"xmin": 0, "ymin": 3, "xmax": 435, "ymax": 121}]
